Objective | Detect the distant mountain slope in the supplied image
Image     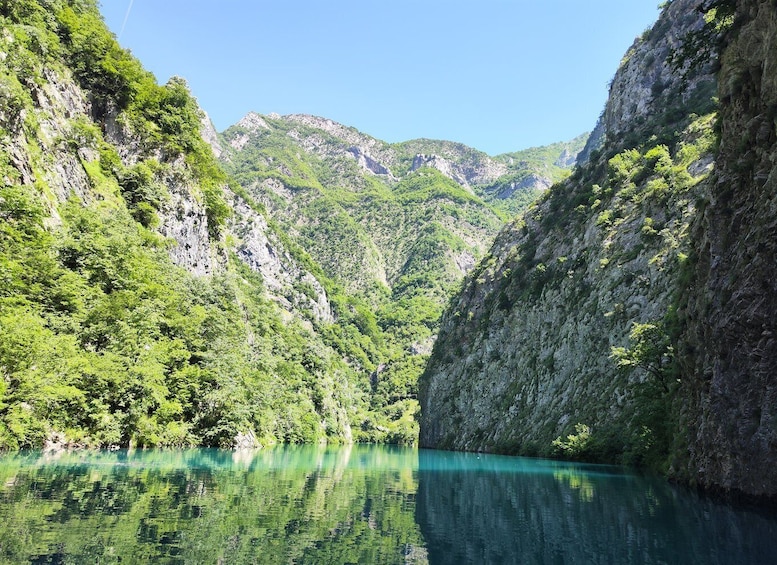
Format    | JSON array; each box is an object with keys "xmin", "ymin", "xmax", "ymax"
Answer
[
  {"xmin": 217, "ymin": 112, "xmax": 587, "ymax": 442},
  {"xmin": 483, "ymin": 134, "xmax": 590, "ymax": 214}
]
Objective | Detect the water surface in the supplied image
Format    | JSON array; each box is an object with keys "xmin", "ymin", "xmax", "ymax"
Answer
[{"xmin": 0, "ymin": 446, "xmax": 774, "ymax": 563}]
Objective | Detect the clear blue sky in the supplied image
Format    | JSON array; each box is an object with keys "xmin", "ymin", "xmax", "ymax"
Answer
[{"xmin": 99, "ymin": 1, "xmax": 661, "ymax": 156}]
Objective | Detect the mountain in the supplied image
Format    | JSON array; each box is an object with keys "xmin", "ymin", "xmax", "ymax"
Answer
[
  {"xmin": 0, "ymin": 0, "xmax": 585, "ymax": 450},
  {"xmin": 0, "ymin": 0, "xmax": 386, "ymax": 448},
  {"xmin": 218, "ymin": 114, "xmax": 588, "ymax": 287},
  {"xmin": 217, "ymin": 112, "xmax": 588, "ymax": 440},
  {"xmin": 420, "ymin": 0, "xmax": 777, "ymax": 501}
]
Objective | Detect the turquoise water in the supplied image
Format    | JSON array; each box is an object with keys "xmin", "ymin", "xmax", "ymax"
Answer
[{"xmin": 0, "ymin": 446, "xmax": 775, "ymax": 564}]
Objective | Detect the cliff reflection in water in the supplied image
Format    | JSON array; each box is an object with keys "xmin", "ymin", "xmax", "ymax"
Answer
[
  {"xmin": 416, "ymin": 450, "xmax": 777, "ymax": 564},
  {"xmin": 0, "ymin": 446, "xmax": 426, "ymax": 564},
  {"xmin": 0, "ymin": 447, "xmax": 776, "ymax": 564}
]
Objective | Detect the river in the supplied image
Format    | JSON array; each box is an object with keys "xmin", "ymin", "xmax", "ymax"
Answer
[{"xmin": 0, "ymin": 446, "xmax": 774, "ymax": 563}]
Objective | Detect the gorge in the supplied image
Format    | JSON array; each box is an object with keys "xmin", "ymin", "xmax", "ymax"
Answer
[{"xmin": 1, "ymin": 0, "xmax": 776, "ymax": 507}]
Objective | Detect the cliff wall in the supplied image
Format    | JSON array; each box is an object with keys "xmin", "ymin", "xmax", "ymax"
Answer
[
  {"xmin": 420, "ymin": 0, "xmax": 777, "ymax": 500},
  {"xmin": 679, "ymin": 0, "xmax": 777, "ymax": 499}
]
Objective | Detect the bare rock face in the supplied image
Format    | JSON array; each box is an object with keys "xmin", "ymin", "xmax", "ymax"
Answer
[
  {"xmin": 227, "ymin": 193, "xmax": 333, "ymax": 323},
  {"xmin": 602, "ymin": 0, "xmax": 712, "ymax": 146},
  {"xmin": 492, "ymin": 173, "xmax": 552, "ymax": 200},
  {"xmin": 10, "ymin": 68, "xmax": 94, "ymax": 207},
  {"xmin": 237, "ymin": 111, "xmax": 271, "ymax": 132},
  {"xmin": 679, "ymin": 0, "xmax": 777, "ymax": 500},
  {"xmin": 411, "ymin": 153, "xmax": 472, "ymax": 187},
  {"xmin": 156, "ymin": 161, "xmax": 214, "ymax": 277},
  {"xmin": 407, "ymin": 144, "xmax": 509, "ymax": 188},
  {"xmin": 419, "ymin": 0, "xmax": 710, "ymax": 454},
  {"xmin": 420, "ymin": 0, "xmax": 777, "ymax": 502},
  {"xmin": 419, "ymin": 136, "xmax": 711, "ymax": 454},
  {"xmin": 200, "ymin": 111, "xmax": 224, "ymax": 159},
  {"xmin": 347, "ymin": 146, "xmax": 391, "ymax": 175}
]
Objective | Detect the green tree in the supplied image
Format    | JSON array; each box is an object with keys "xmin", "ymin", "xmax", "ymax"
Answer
[{"xmin": 611, "ymin": 321, "xmax": 674, "ymax": 392}]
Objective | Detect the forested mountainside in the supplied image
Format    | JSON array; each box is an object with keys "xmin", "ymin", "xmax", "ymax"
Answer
[
  {"xmin": 218, "ymin": 113, "xmax": 585, "ymax": 299},
  {"xmin": 216, "ymin": 112, "xmax": 584, "ymax": 442},
  {"xmin": 0, "ymin": 0, "xmax": 374, "ymax": 449},
  {"xmin": 420, "ymin": 0, "xmax": 777, "ymax": 500},
  {"xmin": 0, "ymin": 0, "xmax": 583, "ymax": 450}
]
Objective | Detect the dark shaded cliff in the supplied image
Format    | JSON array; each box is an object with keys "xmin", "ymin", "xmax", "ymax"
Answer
[{"xmin": 678, "ymin": 0, "xmax": 777, "ymax": 499}]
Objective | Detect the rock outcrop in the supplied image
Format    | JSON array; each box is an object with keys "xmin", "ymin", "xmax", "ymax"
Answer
[
  {"xmin": 679, "ymin": 0, "xmax": 777, "ymax": 499},
  {"xmin": 420, "ymin": 0, "xmax": 777, "ymax": 501}
]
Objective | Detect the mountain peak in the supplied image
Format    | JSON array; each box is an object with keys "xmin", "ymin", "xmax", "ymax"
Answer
[{"xmin": 236, "ymin": 112, "xmax": 271, "ymax": 132}]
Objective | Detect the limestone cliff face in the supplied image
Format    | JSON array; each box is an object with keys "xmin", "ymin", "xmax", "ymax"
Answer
[
  {"xmin": 419, "ymin": 0, "xmax": 715, "ymax": 463},
  {"xmin": 679, "ymin": 0, "xmax": 777, "ymax": 499},
  {"xmin": 4, "ymin": 67, "xmax": 94, "ymax": 207},
  {"xmin": 227, "ymin": 192, "xmax": 332, "ymax": 323},
  {"xmin": 602, "ymin": 0, "xmax": 712, "ymax": 146},
  {"xmin": 421, "ymin": 0, "xmax": 777, "ymax": 500},
  {"xmin": 405, "ymin": 142, "xmax": 508, "ymax": 189}
]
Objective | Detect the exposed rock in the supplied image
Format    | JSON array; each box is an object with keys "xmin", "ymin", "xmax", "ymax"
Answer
[
  {"xmin": 227, "ymin": 192, "xmax": 333, "ymax": 323},
  {"xmin": 237, "ymin": 111, "xmax": 271, "ymax": 132},
  {"xmin": 419, "ymin": 0, "xmax": 718, "ymax": 472},
  {"xmin": 421, "ymin": 0, "xmax": 777, "ymax": 502},
  {"xmin": 347, "ymin": 145, "xmax": 391, "ymax": 175},
  {"xmin": 157, "ymin": 165, "xmax": 214, "ymax": 277},
  {"xmin": 492, "ymin": 173, "xmax": 552, "ymax": 200},
  {"xmin": 407, "ymin": 145, "xmax": 509, "ymax": 188},
  {"xmin": 200, "ymin": 111, "xmax": 224, "ymax": 158},
  {"xmin": 25, "ymin": 69, "xmax": 94, "ymax": 203},
  {"xmin": 577, "ymin": 115, "xmax": 606, "ymax": 165},
  {"xmin": 411, "ymin": 153, "xmax": 472, "ymax": 188},
  {"xmin": 554, "ymin": 148, "xmax": 577, "ymax": 168},
  {"xmin": 233, "ymin": 430, "xmax": 260, "ymax": 449},
  {"xmin": 679, "ymin": 0, "xmax": 777, "ymax": 500},
  {"xmin": 602, "ymin": 0, "xmax": 714, "ymax": 149}
]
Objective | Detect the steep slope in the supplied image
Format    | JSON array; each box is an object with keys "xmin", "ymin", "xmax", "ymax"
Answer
[
  {"xmin": 678, "ymin": 0, "xmax": 777, "ymax": 499},
  {"xmin": 420, "ymin": 0, "xmax": 718, "ymax": 466},
  {"xmin": 422, "ymin": 0, "xmax": 777, "ymax": 501},
  {"xmin": 0, "ymin": 0, "xmax": 391, "ymax": 448}
]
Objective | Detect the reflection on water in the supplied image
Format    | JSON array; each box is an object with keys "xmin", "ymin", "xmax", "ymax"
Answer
[
  {"xmin": 416, "ymin": 450, "xmax": 777, "ymax": 564},
  {"xmin": 0, "ymin": 447, "xmax": 775, "ymax": 564},
  {"xmin": 0, "ymin": 446, "xmax": 424, "ymax": 564}
]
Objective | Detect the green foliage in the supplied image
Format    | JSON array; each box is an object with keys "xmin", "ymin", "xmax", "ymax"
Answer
[
  {"xmin": 53, "ymin": 3, "xmax": 231, "ymax": 234},
  {"xmin": 609, "ymin": 318, "xmax": 679, "ymax": 470},
  {"xmin": 611, "ymin": 321, "xmax": 674, "ymax": 392},
  {"xmin": 552, "ymin": 424, "xmax": 592, "ymax": 460},
  {"xmin": 56, "ymin": 1, "xmax": 146, "ymax": 109},
  {"xmin": 0, "ymin": 186, "xmax": 369, "ymax": 447}
]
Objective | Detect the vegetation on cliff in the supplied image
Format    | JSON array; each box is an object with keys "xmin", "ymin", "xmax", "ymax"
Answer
[
  {"xmin": 0, "ymin": 0, "xmax": 387, "ymax": 448},
  {"xmin": 0, "ymin": 0, "xmax": 583, "ymax": 449},
  {"xmin": 419, "ymin": 0, "xmax": 723, "ymax": 473}
]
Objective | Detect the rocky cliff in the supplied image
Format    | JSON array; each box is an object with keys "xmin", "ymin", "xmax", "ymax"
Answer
[
  {"xmin": 421, "ymin": 0, "xmax": 777, "ymax": 501},
  {"xmin": 416, "ymin": 0, "xmax": 721, "ymax": 477},
  {"xmin": 678, "ymin": 0, "xmax": 777, "ymax": 499}
]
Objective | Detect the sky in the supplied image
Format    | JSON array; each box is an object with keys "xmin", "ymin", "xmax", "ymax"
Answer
[{"xmin": 99, "ymin": 1, "xmax": 662, "ymax": 156}]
